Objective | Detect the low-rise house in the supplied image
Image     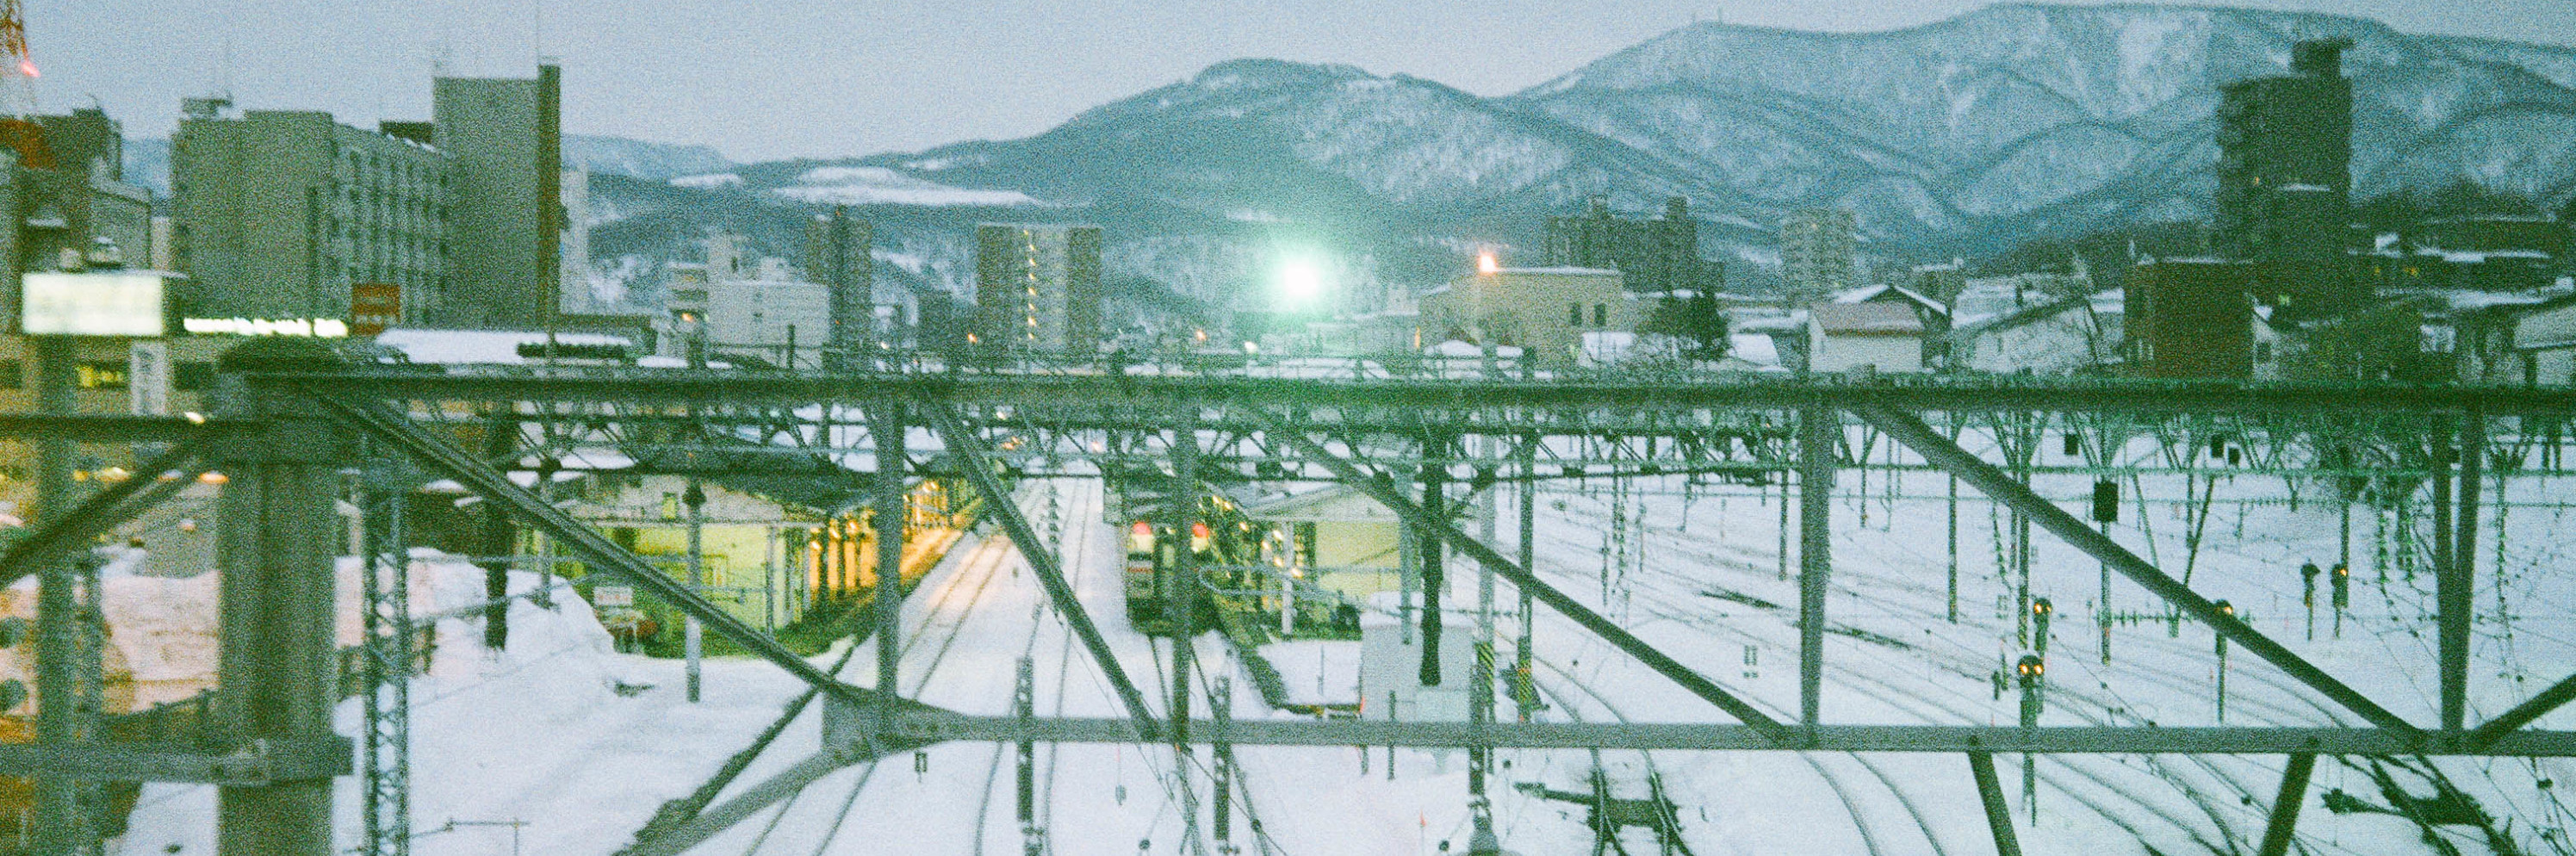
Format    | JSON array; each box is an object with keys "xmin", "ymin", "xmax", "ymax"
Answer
[{"xmin": 1806, "ymin": 301, "xmax": 1924, "ymax": 373}]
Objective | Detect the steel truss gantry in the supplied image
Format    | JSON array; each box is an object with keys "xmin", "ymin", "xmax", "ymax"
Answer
[{"xmin": 22, "ymin": 363, "xmax": 2576, "ymax": 856}]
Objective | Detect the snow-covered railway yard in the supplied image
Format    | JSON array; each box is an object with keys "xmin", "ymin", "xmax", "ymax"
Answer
[{"xmin": 114, "ymin": 436, "xmax": 2576, "ymax": 856}]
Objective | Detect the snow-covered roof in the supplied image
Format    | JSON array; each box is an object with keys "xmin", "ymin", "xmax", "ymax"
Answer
[
  {"xmin": 1423, "ymin": 340, "xmax": 1523, "ymax": 358},
  {"xmin": 1832, "ymin": 283, "xmax": 1949, "ymax": 317},
  {"xmin": 1493, "ymin": 266, "xmax": 1621, "ymax": 276},
  {"xmin": 1811, "ymin": 301, "xmax": 1923, "ymax": 335},
  {"xmin": 1728, "ymin": 333, "xmax": 1779, "ymax": 367}
]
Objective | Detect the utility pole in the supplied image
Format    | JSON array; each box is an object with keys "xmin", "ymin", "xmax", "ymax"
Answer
[{"xmin": 1469, "ymin": 363, "xmax": 1499, "ymax": 850}]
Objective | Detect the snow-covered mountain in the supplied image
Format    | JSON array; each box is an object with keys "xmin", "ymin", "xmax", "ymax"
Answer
[
  {"xmin": 747, "ymin": 3, "xmax": 2576, "ymax": 270},
  {"xmin": 563, "ymin": 134, "xmax": 734, "ymax": 182}
]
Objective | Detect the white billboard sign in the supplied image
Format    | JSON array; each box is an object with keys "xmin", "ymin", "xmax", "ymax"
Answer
[{"xmin": 22, "ymin": 273, "xmax": 167, "ymax": 337}]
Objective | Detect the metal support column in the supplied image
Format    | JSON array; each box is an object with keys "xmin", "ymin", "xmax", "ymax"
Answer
[
  {"xmin": 32, "ymin": 334, "xmax": 103, "ymax": 855},
  {"xmin": 359, "ymin": 451, "xmax": 418, "ymax": 856},
  {"xmin": 2256, "ymin": 754, "xmax": 2317, "ymax": 856},
  {"xmin": 215, "ymin": 374, "xmax": 350, "ymax": 856},
  {"xmin": 2447, "ymin": 410, "xmax": 2485, "ymax": 733},
  {"xmin": 684, "ymin": 480, "xmax": 705, "ymax": 703},
  {"xmin": 1516, "ymin": 434, "xmax": 1536, "ymax": 723},
  {"xmin": 1966, "ymin": 752, "xmax": 2022, "ymax": 856},
  {"xmin": 1798, "ymin": 406, "xmax": 1834, "ymax": 728},
  {"xmin": 2434, "ymin": 422, "xmax": 2465, "ymax": 731},
  {"xmin": 480, "ymin": 412, "xmax": 516, "ymax": 650},
  {"xmin": 1166, "ymin": 411, "xmax": 1205, "ymax": 854},
  {"xmin": 1418, "ymin": 432, "xmax": 1447, "ymax": 687},
  {"xmin": 873, "ymin": 401, "xmax": 908, "ymax": 703}
]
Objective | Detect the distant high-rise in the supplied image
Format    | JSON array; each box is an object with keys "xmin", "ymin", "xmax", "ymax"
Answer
[
  {"xmin": 171, "ymin": 109, "xmax": 450, "ymax": 321},
  {"xmin": 2216, "ymin": 38, "xmax": 2358, "ymax": 318},
  {"xmin": 974, "ymin": 224, "xmax": 1101, "ymax": 354},
  {"xmin": 433, "ymin": 64, "xmax": 562, "ymax": 327},
  {"xmin": 805, "ymin": 206, "xmax": 876, "ymax": 356},
  {"xmin": 1542, "ymin": 195, "xmax": 1710, "ymax": 293},
  {"xmin": 1781, "ymin": 208, "xmax": 1856, "ymax": 306}
]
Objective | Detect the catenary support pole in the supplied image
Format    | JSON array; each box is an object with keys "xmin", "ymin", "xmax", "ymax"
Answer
[
  {"xmin": 1967, "ymin": 752, "xmax": 2023, "ymax": 856},
  {"xmin": 1517, "ymin": 433, "xmax": 1537, "ymax": 723},
  {"xmin": 1799, "ymin": 406, "xmax": 1834, "ymax": 729},
  {"xmin": 2256, "ymin": 754, "xmax": 2318, "ymax": 856},
  {"xmin": 874, "ymin": 400, "xmax": 908, "ymax": 704},
  {"xmin": 684, "ymin": 480, "xmax": 705, "ymax": 703},
  {"xmin": 1419, "ymin": 431, "xmax": 1447, "ymax": 687},
  {"xmin": 1167, "ymin": 409, "xmax": 1206, "ymax": 855},
  {"xmin": 481, "ymin": 411, "xmax": 515, "ymax": 650},
  {"xmin": 2447, "ymin": 410, "xmax": 2485, "ymax": 733},
  {"xmin": 2434, "ymin": 422, "xmax": 2461, "ymax": 731}
]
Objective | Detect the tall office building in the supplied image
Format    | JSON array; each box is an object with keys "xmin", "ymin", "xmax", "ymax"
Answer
[
  {"xmin": 433, "ymin": 65, "xmax": 562, "ymax": 327},
  {"xmin": 974, "ymin": 224, "xmax": 1102, "ymax": 354},
  {"xmin": 1542, "ymin": 195, "xmax": 1709, "ymax": 293},
  {"xmin": 170, "ymin": 108, "xmax": 450, "ymax": 321},
  {"xmin": 2216, "ymin": 38, "xmax": 2358, "ymax": 318},
  {"xmin": 805, "ymin": 206, "xmax": 876, "ymax": 356},
  {"xmin": 1781, "ymin": 208, "xmax": 1856, "ymax": 306}
]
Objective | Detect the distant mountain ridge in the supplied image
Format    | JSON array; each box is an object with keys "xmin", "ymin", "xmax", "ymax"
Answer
[{"xmin": 742, "ymin": 3, "xmax": 2576, "ymax": 274}]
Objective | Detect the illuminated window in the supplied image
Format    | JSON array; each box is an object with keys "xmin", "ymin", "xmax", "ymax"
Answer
[{"xmin": 77, "ymin": 363, "xmax": 129, "ymax": 391}]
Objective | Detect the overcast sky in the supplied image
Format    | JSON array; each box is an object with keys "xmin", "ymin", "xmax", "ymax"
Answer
[{"xmin": 34, "ymin": 0, "xmax": 2576, "ymax": 164}]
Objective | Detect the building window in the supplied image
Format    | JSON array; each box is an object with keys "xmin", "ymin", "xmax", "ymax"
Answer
[
  {"xmin": 77, "ymin": 363, "xmax": 129, "ymax": 391},
  {"xmin": 1594, "ymin": 303, "xmax": 1608, "ymax": 326},
  {"xmin": 1568, "ymin": 303, "xmax": 1583, "ymax": 326}
]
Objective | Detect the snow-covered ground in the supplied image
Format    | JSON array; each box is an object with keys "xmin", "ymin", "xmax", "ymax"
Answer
[{"xmin": 111, "ymin": 436, "xmax": 2576, "ymax": 855}]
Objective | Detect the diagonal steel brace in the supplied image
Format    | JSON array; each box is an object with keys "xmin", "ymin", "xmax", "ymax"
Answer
[
  {"xmin": 0, "ymin": 443, "xmax": 209, "ymax": 589},
  {"xmin": 304, "ymin": 390, "xmax": 874, "ymax": 700},
  {"xmin": 1856, "ymin": 404, "xmax": 2417, "ymax": 735},
  {"xmin": 923, "ymin": 402, "xmax": 1161, "ymax": 737},
  {"xmin": 1245, "ymin": 405, "xmax": 1795, "ymax": 744}
]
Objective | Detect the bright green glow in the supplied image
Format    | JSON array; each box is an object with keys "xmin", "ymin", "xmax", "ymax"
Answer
[{"xmin": 1277, "ymin": 257, "xmax": 1326, "ymax": 307}]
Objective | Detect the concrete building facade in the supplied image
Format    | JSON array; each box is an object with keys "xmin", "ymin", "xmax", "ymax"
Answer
[
  {"xmin": 432, "ymin": 65, "xmax": 561, "ymax": 328},
  {"xmin": 974, "ymin": 223, "xmax": 1102, "ymax": 354},
  {"xmin": 2216, "ymin": 38, "xmax": 2360, "ymax": 319},
  {"xmin": 2126, "ymin": 258, "xmax": 2256, "ymax": 380},
  {"xmin": 805, "ymin": 207, "xmax": 878, "ymax": 355},
  {"xmin": 1781, "ymin": 208, "xmax": 1856, "ymax": 307},
  {"xmin": 1419, "ymin": 266, "xmax": 1629, "ymax": 365},
  {"xmin": 1542, "ymin": 195, "xmax": 1709, "ymax": 293},
  {"xmin": 171, "ymin": 109, "xmax": 450, "ymax": 322}
]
